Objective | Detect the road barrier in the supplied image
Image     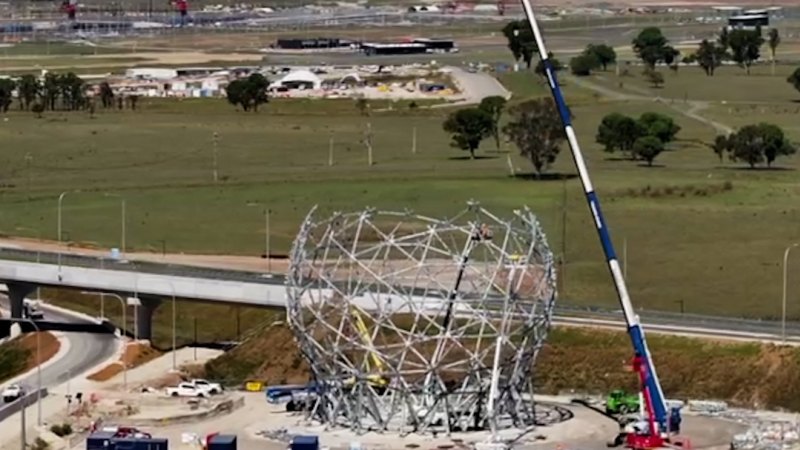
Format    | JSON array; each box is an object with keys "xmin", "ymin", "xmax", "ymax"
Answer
[{"xmin": 0, "ymin": 388, "xmax": 49, "ymax": 423}]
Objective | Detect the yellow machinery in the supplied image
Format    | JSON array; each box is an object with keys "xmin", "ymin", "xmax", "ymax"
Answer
[{"xmin": 344, "ymin": 307, "xmax": 389, "ymax": 390}]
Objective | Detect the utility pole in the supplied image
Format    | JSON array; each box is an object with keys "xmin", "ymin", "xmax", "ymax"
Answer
[
  {"xmin": 364, "ymin": 122, "xmax": 374, "ymax": 166},
  {"xmin": 411, "ymin": 126, "xmax": 417, "ymax": 154},
  {"xmin": 328, "ymin": 135, "xmax": 334, "ymax": 166},
  {"xmin": 212, "ymin": 131, "xmax": 219, "ymax": 184},
  {"xmin": 266, "ymin": 208, "xmax": 272, "ymax": 273}
]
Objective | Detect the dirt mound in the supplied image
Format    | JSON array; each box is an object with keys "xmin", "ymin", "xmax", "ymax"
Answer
[
  {"xmin": 87, "ymin": 342, "xmax": 161, "ymax": 382},
  {"xmin": 19, "ymin": 332, "xmax": 61, "ymax": 371},
  {"xmin": 206, "ymin": 323, "xmax": 800, "ymax": 411}
]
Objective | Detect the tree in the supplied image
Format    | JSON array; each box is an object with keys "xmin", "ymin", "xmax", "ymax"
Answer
[
  {"xmin": 694, "ymin": 39, "xmax": 726, "ymax": 76},
  {"xmin": 728, "ymin": 28, "xmax": 764, "ymax": 75},
  {"xmin": 479, "ymin": 95, "xmax": 507, "ymax": 151},
  {"xmin": 55, "ymin": 72, "xmax": 86, "ymax": 111},
  {"xmin": 663, "ymin": 47, "xmax": 680, "ymax": 71},
  {"xmin": 633, "ymin": 136, "xmax": 664, "ymax": 166},
  {"xmin": 99, "ymin": 82, "xmax": 114, "ymax": 109},
  {"xmin": 632, "ymin": 27, "xmax": 671, "ymax": 68},
  {"xmin": 711, "ymin": 134, "xmax": 730, "ymax": 163},
  {"xmin": 243, "ymin": 73, "xmax": 269, "ymax": 112},
  {"xmin": 442, "ymin": 108, "xmax": 493, "ymax": 159},
  {"xmin": 503, "ymin": 98, "xmax": 566, "ymax": 177},
  {"xmin": 502, "ymin": 20, "xmax": 538, "ymax": 69},
  {"xmin": 225, "ymin": 74, "xmax": 269, "ymax": 112},
  {"xmin": 570, "ymin": 53, "xmax": 600, "ymax": 76},
  {"xmin": 643, "ymin": 68, "xmax": 665, "ymax": 88},
  {"xmin": 727, "ymin": 123, "xmax": 796, "ymax": 168},
  {"xmin": 534, "ymin": 53, "xmax": 563, "ymax": 78},
  {"xmin": 595, "ymin": 113, "xmax": 644, "ymax": 158},
  {"xmin": 42, "ymin": 72, "xmax": 59, "ymax": 111},
  {"xmin": 718, "ymin": 26, "xmax": 731, "ymax": 51},
  {"xmin": 768, "ymin": 28, "xmax": 781, "ymax": 75},
  {"xmin": 0, "ymin": 78, "xmax": 15, "ymax": 113},
  {"xmin": 788, "ymin": 67, "xmax": 800, "ymax": 95},
  {"xmin": 584, "ymin": 44, "xmax": 616, "ymax": 71},
  {"xmin": 639, "ymin": 112, "xmax": 680, "ymax": 143},
  {"xmin": 17, "ymin": 75, "xmax": 39, "ymax": 111}
]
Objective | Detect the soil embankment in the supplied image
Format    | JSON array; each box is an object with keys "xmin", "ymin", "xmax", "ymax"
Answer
[{"xmin": 206, "ymin": 324, "xmax": 800, "ymax": 411}]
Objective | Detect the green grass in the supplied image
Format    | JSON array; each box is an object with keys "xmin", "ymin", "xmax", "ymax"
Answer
[
  {"xmin": 591, "ymin": 63, "xmax": 800, "ymax": 104},
  {"xmin": 0, "ymin": 339, "xmax": 31, "ymax": 383},
  {"xmin": 0, "ymin": 66, "xmax": 799, "ymax": 322}
]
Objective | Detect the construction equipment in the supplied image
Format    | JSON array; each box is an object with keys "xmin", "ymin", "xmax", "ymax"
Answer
[
  {"xmin": 516, "ymin": 0, "xmax": 687, "ymax": 447},
  {"xmin": 344, "ymin": 307, "xmax": 389, "ymax": 390},
  {"xmin": 606, "ymin": 390, "xmax": 641, "ymax": 416}
]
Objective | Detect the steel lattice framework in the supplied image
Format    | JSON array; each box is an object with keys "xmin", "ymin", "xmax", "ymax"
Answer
[{"xmin": 286, "ymin": 202, "xmax": 557, "ymax": 435}]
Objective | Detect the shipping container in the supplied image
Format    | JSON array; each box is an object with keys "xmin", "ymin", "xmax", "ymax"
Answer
[
  {"xmin": 290, "ymin": 435, "xmax": 319, "ymax": 450},
  {"xmin": 208, "ymin": 434, "xmax": 237, "ymax": 450},
  {"xmin": 111, "ymin": 437, "xmax": 169, "ymax": 450},
  {"xmin": 86, "ymin": 432, "xmax": 117, "ymax": 450}
]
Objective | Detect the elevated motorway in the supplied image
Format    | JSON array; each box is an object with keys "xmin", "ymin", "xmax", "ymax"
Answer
[{"xmin": 0, "ymin": 247, "xmax": 798, "ymax": 343}]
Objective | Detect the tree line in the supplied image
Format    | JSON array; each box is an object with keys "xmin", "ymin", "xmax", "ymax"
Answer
[{"xmin": 0, "ymin": 72, "xmax": 139, "ymax": 116}]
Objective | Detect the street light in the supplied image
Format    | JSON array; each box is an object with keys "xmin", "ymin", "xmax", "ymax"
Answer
[
  {"xmin": 246, "ymin": 202, "xmax": 272, "ymax": 274},
  {"xmin": 7, "ymin": 318, "xmax": 42, "ymax": 427},
  {"xmin": 81, "ymin": 291, "xmax": 131, "ymax": 390},
  {"xmin": 782, "ymin": 243, "xmax": 799, "ymax": 344},
  {"xmin": 57, "ymin": 189, "xmax": 81, "ymax": 271},
  {"xmin": 104, "ymin": 193, "xmax": 127, "ymax": 255}
]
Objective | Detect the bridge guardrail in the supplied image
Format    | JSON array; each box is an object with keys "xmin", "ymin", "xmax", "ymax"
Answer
[{"xmin": 0, "ymin": 388, "xmax": 49, "ymax": 423}]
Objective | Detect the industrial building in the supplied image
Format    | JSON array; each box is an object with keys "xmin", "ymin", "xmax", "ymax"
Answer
[
  {"xmin": 728, "ymin": 13, "xmax": 769, "ymax": 29},
  {"xmin": 360, "ymin": 39, "xmax": 457, "ymax": 56},
  {"xmin": 274, "ymin": 37, "xmax": 353, "ymax": 50}
]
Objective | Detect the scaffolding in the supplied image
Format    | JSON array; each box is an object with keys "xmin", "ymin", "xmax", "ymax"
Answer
[{"xmin": 286, "ymin": 202, "xmax": 558, "ymax": 435}]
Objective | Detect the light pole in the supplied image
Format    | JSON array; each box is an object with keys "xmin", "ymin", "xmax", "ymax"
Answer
[
  {"xmin": 82, "ymin": 291, "xmax": 130, "ymax": 390},
  {"xmin": 246, "ymin": 203, "xmax": 272, "ymax": 274},
  {"xmin": 782, "ymin": 243, "xmax": 798, "ymax": 344},
  {"xmin": 8, "ymin": 318, "xmax": 42, "ymax": 426},
  {"xmin": 104, "ymin": 193, "xmax": 127, "ymax": 255},
  {"xmin": 57, "ymin": 189, "xmax": 81, "ymax": 271}
]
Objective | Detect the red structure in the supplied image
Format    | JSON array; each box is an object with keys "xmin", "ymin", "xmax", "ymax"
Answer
[
  {"xmin": 61, "ymin": 0, "xmax": 77, "ymax": 20},
  {"xmin": 173, "ymin": 0, "xmax": 189, "ymax": 16}
]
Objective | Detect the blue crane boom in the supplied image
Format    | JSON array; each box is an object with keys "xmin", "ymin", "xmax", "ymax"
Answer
[{"xmin": 516, "ymin": 0, "xmax": 670, "ymax": 430}]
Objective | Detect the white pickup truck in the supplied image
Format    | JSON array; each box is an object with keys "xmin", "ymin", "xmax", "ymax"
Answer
[
  {"xmin": 165, "ymin": 382, "xmax": 211, "ymax": 398},
  {"xmin": 187, "ymin": 379, "xmax": 222, "ymax": 395}
]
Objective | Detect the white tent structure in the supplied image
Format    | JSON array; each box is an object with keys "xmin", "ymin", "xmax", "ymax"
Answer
[{"xmin": 269, "ymin": 70, "xmax": 322, "ymax": 90}]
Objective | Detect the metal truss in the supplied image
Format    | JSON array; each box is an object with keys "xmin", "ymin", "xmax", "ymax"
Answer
[{"xmin": 286, "ymin": 201, "xmax": 557, "ymax": 435}]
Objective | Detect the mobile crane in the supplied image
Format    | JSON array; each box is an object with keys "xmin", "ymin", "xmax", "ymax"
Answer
[
  {"xmin": 515, "ymin": 1, "xmax": 687, "ymax": 448},
  {"xmin": 344, "ymin": 307, "xmax": 389, "ymax": 391}
]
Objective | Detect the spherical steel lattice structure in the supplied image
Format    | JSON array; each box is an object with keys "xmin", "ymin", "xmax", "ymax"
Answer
[{"xmin": 286, "ymin": 202, "xmax": 557, "ymax": 435}]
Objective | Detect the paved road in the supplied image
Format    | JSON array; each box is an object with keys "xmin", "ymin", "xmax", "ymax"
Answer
[
  {"xmin": 443, "ymin": 66, "xmax": 511, "ymax": 106},
  {"xmin": 0, "ymin": 297, "xmax": 118, "ymax": 419}
]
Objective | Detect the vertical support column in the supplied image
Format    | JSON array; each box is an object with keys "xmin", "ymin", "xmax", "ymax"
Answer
[
  {"xmin": 6, "ymin": 282, "xmax": 36, "ymax": 319},
  {"xmin": 135, "ymin": 296, "xmax": 161, "ymax": 342}
]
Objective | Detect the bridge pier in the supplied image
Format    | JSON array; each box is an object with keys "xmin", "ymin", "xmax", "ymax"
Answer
[
  {"xmin": 135, "ymin": 296, "xmax": 161, "ymax": 341},
  {"xmin": 6, "ymin": 282, "xmax": 37, "ymax": 319}
]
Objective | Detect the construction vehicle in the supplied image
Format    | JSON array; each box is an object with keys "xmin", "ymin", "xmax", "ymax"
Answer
[
  {"xmin": 343, "ymin": 307, "xmax": 389, "ymax": 391},
  {"xmin": 606, "ymin": 390, "xmax": 641, "ymax": 415},
  {"xmin": 517, "ymin": 1, "xmax": 688, "ymax": 448}
]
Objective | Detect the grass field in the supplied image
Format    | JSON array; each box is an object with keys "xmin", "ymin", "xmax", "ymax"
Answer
[{"xmin": 1, "ymin": 52, "xmax": 800, "ymax": 321}]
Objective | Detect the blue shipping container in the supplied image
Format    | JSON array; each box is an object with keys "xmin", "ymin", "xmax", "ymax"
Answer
[
  {"xmin": 111, "ymin": 437, "xmax": 169, "ymax": 450},
  {"xmin": 208, "ymin": 434, "xmax": 237, "ymax": 450},
  {"xmin": 291, "ymin": 435, "xmax": 319, "ymax": 450},
  {"xmin": 86, "ymin": 432, "xmax": 117, "ymax": 450}
]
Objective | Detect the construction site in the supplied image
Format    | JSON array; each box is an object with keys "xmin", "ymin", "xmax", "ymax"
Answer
[{"xmin": 3, "ymin": 0, "xmax": 800, "ymax": 450}]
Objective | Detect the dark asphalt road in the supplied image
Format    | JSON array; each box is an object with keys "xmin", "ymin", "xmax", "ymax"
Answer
[{"xmin": 0, "ymin": 297, "xmax": 118, "ymax": 421}]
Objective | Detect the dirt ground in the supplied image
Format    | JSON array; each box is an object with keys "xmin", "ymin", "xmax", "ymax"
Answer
[
  {"xmin": 19, "ymin": 332, "xmax": 60, "ymax": 371},
  {"xmin": 86, "ymin": 342, "xmax": 161, "ymax": 382}
]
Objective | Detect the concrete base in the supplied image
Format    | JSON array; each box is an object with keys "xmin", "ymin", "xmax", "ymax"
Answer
[{"xmin": 6, "ymin": 282, "xmax": 36, "ymax": 319}]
